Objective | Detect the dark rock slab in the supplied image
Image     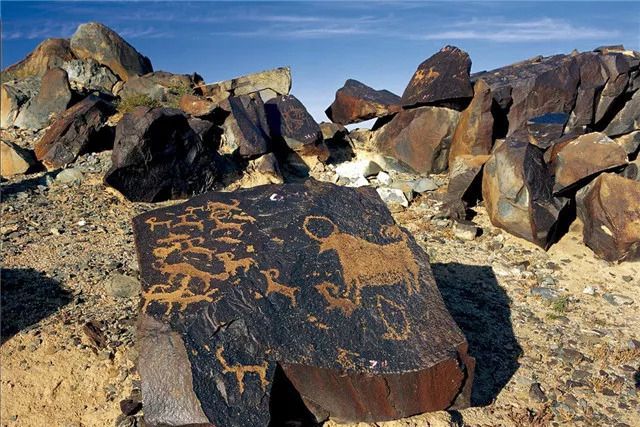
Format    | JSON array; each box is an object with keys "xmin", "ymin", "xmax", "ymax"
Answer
[
  {"xmin": 70, "ymin": 22, "xmax": 152, "ymax": 81},
  {"xmin": 219, "ymin": 94, "xmax": 271, "ymax": 158},
  {"xmin": 442, "ymin": 154, "xmax": 490, "ymax": 220},
  {"xmin": 104, "ymin": 107, "xmax": 220, "ymax": 202},
  {"xmin": 133, "ymin": 181, "xmax": 474, "ymax": 426},
  {"xmin": 595, "ymin": 53, "xmax": 631, "ymax": 125},
  {"xmin": 603, "ymin": 89, "xmax": 640, "ymax": 137},
  {"xmin": 526, "ymin": 112, "xmax": 569, "ymax": 149},
  {"xmin": 566, "ymin": 53, "xmax": 608, "ymax": 131},
  {"xmin": 373, "ymin": 106, "xmax": 459, "ymax": 174},
  {"xmin": 401, "ymin": 45, "xmax": 473, "ymax": 110},
  {"xmin": 577, "ymin": 173, "xmax": 640, "ymax": 262},
  {"xmin": 482, "ymin": 137, "xmax": 570, "ymax": 248},
  {"xmin": 325, "ymin": 79, "xmax": 401, "ymax": 125},
  {"xmin": 14, "ymin": 68, "xmax": 73, "ymax": 130},
  {"xmin": 35, "ymin": 95, "xmax": 115, "ymax": 169}
]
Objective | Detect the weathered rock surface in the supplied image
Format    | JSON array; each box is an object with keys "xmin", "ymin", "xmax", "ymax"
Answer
[
  {"xmin": 133, "ymin": 181, "xmax": 474, "ymax": 426},
  {"xmin": 526, "ymin": 112, "xmax": 569, "ymax": 149},
  {"xmin": 1, "ymin": 78, "xmax": 40, "ymax": 128},
  {"xmin": 219, "ymin": 94, "xmax": 271, "ymax": 158},
  {"xmin": 482, "ymin": 138, "xmax": 569, "ymax": 248},
  {"xmin": 266, "ymin": 95, "xmax": 329, "ymax": 167},
  {"xmin": 551, "ymin": 132, "xmax": 628, "ymax": 194},
  {"xmin": 577, "ymin": 173, "xmax": 640, "ymax": 262},
  {"xmin": 566, "ymin": 53, "xmax": 608, "ymax": 131},
  {"xmin": 199, "ymin": 67, "xmax": 291, "ymax": 103},
  {"xmin": 104, "ymin": 107, "xmax": 219, "ymax": 202},
  {"xmin": 373, "ymin": 106, "xmax": 460, "ymax": 174},
  {"xmin": 401, "ymin": 45, "xmax": 473, "ymax": 110},
  {"xmin": 443, "ymin": 154, "xmax": 490, "ymax": 220},
  {"xmin": 119, "ymin": 71, "xmax": 199, "ymax": 102},
  {"xmin": 70, "ymin": 22, "xmax": 152, "ymax": 81},
  {"xmin": 325, "ymin": 79, "xmax": 401, "ymax": 125},
  {"xmin": 35, "ymin": 95, "xmax": 116, "ymax": 169},
  {"xmin": 14, "ymin": 68, "xmax": 73, "ymax": 130},
  {"xmin": 179, "ymin": 94, "xmax": 217, "ymax": 118},
  {"xmin": 2, "ymin": 38, "xmax": 75, "ymax": 82},
  {"xmin": 449, "ymin": 79, "xmax": 494, "ymax": 166},
  {"xmin": 238, "ymin": 152, "xmax": 284, "ymax": 188},
  {"xmin": 603, "ymin": 89, "xmax": 640, "ymax": 137},
  {"xmin": 61, "ymin": 58, "xmax": 119, "ymax": 94},
  {"xmin": 613, "ymin": 131, "xmax": 640, "ymax": 156},
  {"xmin": 594, "ymin": 54, "xmax": 632, "ymax": 125},
  {"xmin": 0, "ymin": 140, "xmax": 37, "ymax": 177},
  {"xmin": 319, "ymin": 122, "xmax": 347, "ymax": 141}
]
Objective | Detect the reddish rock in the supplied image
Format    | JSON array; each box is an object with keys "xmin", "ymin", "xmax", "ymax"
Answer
[
  {"xmin": 401, "ymin": 45, "xmax": 473, "ymax": 110},
  {"xmin": 13, "ymin": 68, "xmax": 73, "ymax": 130},
  {"xmin": 1, "ymin": 140, "xmax": 36, "ymax": 177},
  {"xmin": 373, "ymin": 106, "xmax": 459, "ymax": 174},
  {"xmin": 449, "ymin": 79, "xmax": 494, "ymax": 167},
  {"xmin": 35, "ymin": 95, "xmax": 115, "ymax": 169},
  {"xmin": 325, "ymin": 79, "xmax": 401, "ymax": 125},
  {"xmin": 577, "ymin": 173, "xmax": 640, "ymax": 262},
  {"xmin": 179, "ymin": 94, "xmax": 217, "ymax": 118},
  {"xmin": 1, "ymin": 38, "xmax": 76, "ymax": 81}
]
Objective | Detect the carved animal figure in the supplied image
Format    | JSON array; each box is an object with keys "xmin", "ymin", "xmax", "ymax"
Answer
[
  {"xmin": 215, "ymin": 346, "xmax": 269, "ymax": 394},
  {"xmin": 207, "ymin": 199, "xmax": 256, "ymax": 236},
  {"xmin": 153, "ymin": 233, "xmax": 217, "ymax": 261},
  {"xmin": 260, "ymin": 269, "xmax": 298, "ymax": 306}
]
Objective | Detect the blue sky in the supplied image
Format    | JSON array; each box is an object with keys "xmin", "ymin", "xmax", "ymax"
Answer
[{"xmin": 2, "ymin": 1, "xmax": 639, "ymax": 122}]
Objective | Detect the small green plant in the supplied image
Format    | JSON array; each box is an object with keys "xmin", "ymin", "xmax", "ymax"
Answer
[
  {"xmin": 551, "ymin": 296, "xmax": 569, "ymax": 313},
  {"xmin": 165, "ymin": 83, "xmax": 194, "ymax": 109},
  {"xmin": 117, "ymin": 93, "xmax": 162, "ymax": 114}
]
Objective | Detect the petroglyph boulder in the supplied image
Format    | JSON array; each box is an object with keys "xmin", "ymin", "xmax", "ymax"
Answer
[
  {"xmin": 325, "ymin": 79, "xmax": 401, "ymax": 125},
  {"xmin": 134, "ymin": 181, "xmax": 474, "ymax": 426}
]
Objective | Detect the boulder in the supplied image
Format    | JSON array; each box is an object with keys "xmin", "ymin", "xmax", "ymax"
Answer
[
  {"xmin": 199, "ymin": 67, "xmax": 291, "ymax": 103},
  {"xmin": 442, "ymin": 154, "xmax": 490, "ymax": 220},
  {"xmin": 179, "ymin": 94, "xmax": 217, "ymax": 118},
  {"xmin": 61, "ymin": 58, "xmax": 119, "ymax": 94},
  {"xmin": 566, "ymin": 53, "xmax": 608, "ymax": 131},
  {"xmin": 401, "ymin": 45, "xmax": 473, "ymax": 110},
  {"xmin": 238, "ymin": 152, "xmax": 284, "ymax": 188},
  {"xmin": 104, "ymin": 107, "xmax": 219, "ymax": 202},
  {"xmin": 266, "ymin": 95, "xmax": 329, "ymax": 167},
  {"xmin": 594, "ymin": 54, "xmax": 631, "ymax": 125},
  {"xmin": 219, "ymin": 94, "xmax": 271, "ymax": 158},
  {"xmin": 35, "ymin": 95, "xmax": 116, "ymax": 169},
  {"xmin": 120, "ymin": 71, "xmax": 199, "ymax": 102},
  {"xmin": 449, "ymin": 79, "xmax": 494, "ymax": 166},
  {"xmin": 188, "ymin": 117, "xmax": 217, "ymax": 146},
  {"xmin": 482, "ymin": 138, "xmax": 569, "ymax": 248},
  {"xmin": 473, "ymin": 54, "xmax": 580, "ymax": 136},
  {"xmin": 620, "ymin": 158, "xmax": 640, "ymax": 181},
  {"xmin": 70, "ymin": 22, "xmax": 153, "ymax": 81},
  {"xmin": 133, "ymin": 181, "xmax": 474, "ymax": 426},
  {"xmin": 613, "ymin": 131, "xmax": 640, "ymax": 156},
  {"xmin": 525, "ymin": 112, "xmax": 569, "ymax": 149},
  {"xmin": 373, "ymin": 106, "xmax": 460, "ymax": 174},
  {"xmin": 0, "ymin": 140, "xmax": 37, "ymax": 177},
  {"xmin": 1, "ymin": 38, "xmax": 75, "ymax": 81},
  {"xmin": 603, "ymin": 89, "xmax": 640, "ymax": 137},
  {"xmin": 325, "ymin": 79, "xmax": 401, "ymax": 125},
  {"xmin": 1, "ymin": 78, "xmax": 40, "ymax": 128},
  {"xmin": 577, "ymin": 173, "xmax": 640, "ymax": 262},
  {"xmin": 319, "ymin": 122, "xmax": 347, "ymax": 141},
  {"xmin": 13, "ymin": 68, "xmax": 73, "ymax": 130}
]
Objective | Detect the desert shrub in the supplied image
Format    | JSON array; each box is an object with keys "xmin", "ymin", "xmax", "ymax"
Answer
[{"xmin": 117, "ymin": 93, "xmax": 162, "ymax": 114}]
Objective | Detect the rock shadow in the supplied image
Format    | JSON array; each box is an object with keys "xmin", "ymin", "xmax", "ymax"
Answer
[
  {"xmin": 0, "ymin": 173, "xmax": 50, "ymax": 199},
  {"xmin": 1, "ymin": 268, "xmax": 72, "ymax": 345},
  {"xmin": 432, "ymin": 262, "xmax": 522, "ymax": 406}
]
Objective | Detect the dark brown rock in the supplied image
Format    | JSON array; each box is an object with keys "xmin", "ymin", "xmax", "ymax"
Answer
[
  {"xmin": 442, "ymin": 154, "xmax": 490, "ymax": 220},
  {"xmin": 219, "ymin": 94, "xmax": 271, "ymax": 158},
  {"xmin": 577, "ymin": 173, "xmax": 640, "ymax": 262},
  {"xmin": 526, "ymin": 112, "xmax": 569, "ymax": 149},
  {"xmin": 1, "ymin": 38, "xmax": 76, "ymax": 82},
  {"xmin": 325, "ymin": 79, "xmax": 401, "ymax": 125},
  {"xmin": 401, "ymin": 45, "xmax": 473, "ymax": 110},
  {"xmin": 482, "ymin": 138, "xmax": 570, "ymax": 248},
  {"xmin": 35, "ymin": 95, "xmax": 116, "ymax": 169},
  {"xmin": 14, "ymin": 68, "xmax": 73, "ymax": 130},
  {"xmin": 373, "ymin": 106, "xmax": 459, "ymax": 174},
  {"xmin": 566, "ymin": 53, "xmax": 608, "ymax": 131},
  {"xmin": 603, "ymin": 89, "xmax": 640, "ymax": 137},
  {"xmin": 551, "ymin": 132, "xmax": 628, "ymax": 194},
  {"xmin": 70, "ymin": 22, "xmax": 152, "ymax": 81},
  {"xmin": 104, "ymin": 107, "xmax": 220, "ymax": 202},
  {"xmin": 449, "ymin": 79, "xmax": 494, "ymax": 166},
  {"xmin": 133, "ymin": 181, "xmax": 474, "ymax": 426},
  {"xmin": 594, "ymin": 54, "xmax": 631, "ymax": 125}
]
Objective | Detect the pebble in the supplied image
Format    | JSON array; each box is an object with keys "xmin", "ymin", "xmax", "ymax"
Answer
[
  {"xmin": 583, "ymin": 286, "xmax": 596, "ymax": 295},
  {"xmin": 56, "ymin": 168, "xmax": 83, "ymax": 185},
  {"xmin": 376, "ymin": 171, "xmax": 392, "ymax": 186},
  {"xmin": 376, "ymin": 187, "xmax": 409, "ymax": 208},
  {"xmin": 529, "ymin": 382, "xmax": 548, "ymax": 402},
  {"xmin": 335, "ymin": 159, "xmax": 382, "ymax": 179},
  {"xmin": 603, "ymin": 293, "xmax": 634, "ymax": 306},
  {"xmin": 105, "ymin": 274, "xmax": 140, "ymax": 298},
  {"xmin": 411, "ymin": 177, "xmax": 438, "ymax": 193},
  {"xmin": 530, "ymin": 287, "xmax": 559, "ymax": 300},
  {"xmin": 453, "ymin": 221, "xmax": 478, "ymax": 241}
]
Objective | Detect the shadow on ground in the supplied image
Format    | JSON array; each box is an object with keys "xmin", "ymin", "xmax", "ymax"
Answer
[
  {"xmin": 0, "ymin": 173, "xmax": 50, "ymax": 199},
  {"xmin": 432, "ymin": 263, "xmax": 522, "ymax": 406},
  {"xmin": 1, "ymin": 268, "xmax": 72, "ymax": 345}
]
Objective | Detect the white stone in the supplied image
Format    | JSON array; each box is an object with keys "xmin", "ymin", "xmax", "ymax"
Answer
[
  {"xmin": 335, "ymin": 159, "xmax": 382, "ymax": 179},
  {"xmin": 376, "ymin": 171, "xmax": 392, "ymax": 186},
  {"xmin": 376, "ymin": 187, "xmax": 409, "ymax": 208}
]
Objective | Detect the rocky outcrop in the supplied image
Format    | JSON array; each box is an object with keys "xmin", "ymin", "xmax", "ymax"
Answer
[
  {"xmin": 449, "ymin": 79, "xmax": 494, "ymax": 166},
  {"xmin": 325, "ymin": 79, "xmax": 401, "ymax": 125},
  {"xmin": 401, "ymin": 45, "xmax": 473, "ymax": 110},
  {"xmin": 104, "ymin": 107, "xmax": 219, "ymax": 202},
  {"xmin": 198, "ymin": 67, "xmax": 291, "ymax": 103},
  {"xmin": 525, "ymin": 112, "xmax": 569, "ymax": 149},
  {"xmin": 613, "ymin": 131, "xmax": 640, "ymax": 156},
  {"xmin": 482, "ymin": 138, "xmax": 569, "ymax": 248},
  {"xmin": 61, "ymin": 59, "xmax": 119, "ymax": 94},
  {"xmin": 13, "ymin": 68, "xmax": 73, "ymax": 130},
  {"xmin": 0, "ymin": 140, "xmax": 37, "ymax": 177},
  {"xmin": 119, "ymin": 71, "xmax": 200, "ymax": 102},
  {"xmin": 133, "ymin": 181, "xmax": 474, "ymax": 426},
  {"xmin": 566, "ymin": 52, "xmax": 608, "ymax": 131},
  {"xmin": 2, "ymin": 38, "xmax": 75, "ymax": 82},
  {"xmin": 70, "ymin": 22, "xmax": 152, "ymax": 81},
  {"xmin": 577, "ymin": 173, "xmax": 640, "ymax": 262},
  {"xmin": 594, "ymin": 53, "xmax": 632, "ymax": 125},
  {"xmin": 373, "ymin": 107, "xmax": 460, "ymax": 174},
  {"xmin": 603, "ymin": 89, "xmax": 640, "ymax": 137},
  {"xmin": 35, "ymin": 95, "xmax": 116, "ymax": 169},
  {"xmin": 219, "ymin": 94, "xmax": 271, "ymax": 158},
  {"xmin": 1, "ymin": 78, "xmax": 40, "ymax": 128}
]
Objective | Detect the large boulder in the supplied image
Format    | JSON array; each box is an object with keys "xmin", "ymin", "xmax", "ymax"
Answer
[
  {"xmin": 1, "ymin": 38, "xmax": 75, "ymax": 82},
  {"xmin": 61, "ymin": 58, "xmax": 119, "ymax": 94},
  {"xmin": 566, "ymin": 53, "xmax": 608, "ymax": 131},
  {"xmin": 219, "ymin": 94, "xmax": 271, "ymax": 158},
  {"xmin": 1, "ymin": 78, "xmax": 40, "ymax": 128},
  {"xmin": 199, "ymin": 67, "xmax": 291, "ymax": 103},
  {"xmin": 70, "ymin": 22, "xmax": 152, "ymax": 81},
  {"xmin": 13, "ymin": 68, "xmax": 73, "ymax": 130},
  {"xmin": 482, "ymin": 138, "xmax": 569, "ymax": 248},
  {"xmin": 104, "ymin": 107, "xmax": 219, "ymax": 202},
  {"xmin": 577, "ymin": 173, "xmax": 640, "ymax": 262},
  {"xmin": 119, "ymin": 71, "xmax": 200, "ymax": 102},
  {"xmin": 34, "ymin": 95, "xmax": 116, "ymax": 169},
  {"xmin": 449, "ymin": 79, "xmax": 494, "ymax": 166},
  {"xmin": 325, "ymin": 79, "xmax": 401, "ymax": 125},
  {"xmin": 373, "ymin": 106, "xmax": 460, "ymax": 174},
  {"xmin": 401, "ymin": 45, "xmax": 473, "ymax": 110},
  {"xmin": 1, "ymin": 140, "xmax": 37, "ymax": 177},
  {"xmin": 594, "ymin": 53, "xmax": 632, "ymax": 125},
  {"xmin": 442, "ymin": 154, "xmax": 490, "ymax": 220},
  {"xmin": 603, "ymin": 89, "xmax": 640, "ymax": 137},
  {"xmin": 133, "ymin": 181, "xmax": 474, "ymax": 427},
  {"xmin": 266, "ymin": 95, "xmax": 329, "ymax": 168},
  {"xmin": 550, "ymin": 132, "xmax": 628, "ymax": 194}
]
